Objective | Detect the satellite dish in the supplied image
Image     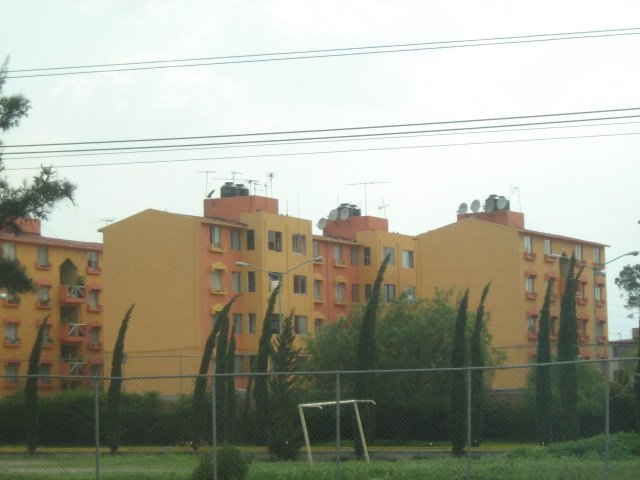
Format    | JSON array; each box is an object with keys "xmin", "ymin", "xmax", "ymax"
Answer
[
  {"xmin": 339, "ymin": 208, "xmax": 350, "ymax": 220},
  {"xmin": 458, "ymin": 203, "xmax": 468, "ymax": 214},
  {"xmin": 328, "ymin": 209, "xmax": 338, "ymax": 221},
  {"xmin": 470, "ymin": 199, "xmax": 481, "ymax": 213},
  {"xmin": 496, "ymin": 197, "xmax": 508, "ymax": 210},
  {"xmin": 317, "ymin": 218, "xmax": 327, "ymax": 230},
  {"xmin": 484, "ymin": 199, "xmax": 495, "ymax": 213}
]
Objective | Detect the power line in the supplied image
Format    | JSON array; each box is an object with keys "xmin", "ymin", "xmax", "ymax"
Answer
[
  {"xmin": 4, "ymin": 107, "xmax": 639, "ymax": 150},
  {"xmin": 6, "ymin": 28, "xmax": 640, "ymax": 79},
  {"xmin": 5, "ymin": 131, "xmax": 639, "ymax": 171},
  {"xmin": 3, "ymin": 114, "xmax": 640, "ymax": 156}
]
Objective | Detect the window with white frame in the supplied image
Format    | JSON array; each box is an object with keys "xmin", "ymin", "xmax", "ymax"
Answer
[
  {"xmin": 594, "ymin": 246, "xmax": 601, "ymax": 264},
  {"xmin": 231, "ymin": 229, "xmax": 241, "ymax": 251},
  {"xmin": 294, "ymin": 315, "xmax": 308, "ymax": 335},
  {"xmin": 293, "ymin": 275, "xmax": 307, "ymax": 294},
  {"xmin": 595, "ymin": 284, "xmax": 604, "ymax": 301},
  {"xmin": 5, "ymin": 362, "xmax": 20, "ymax": 384},
  {"xmin": 526, "ymin": 276, "xmax": 535, "ymax": 293},
  {"xmin": 528, "ymin": 316, "xmax": 537, "ymax": 336},
  {"xmin": 38, "ymin": 285, "xmax": 51, "ymax": 303},
  {"xmin": 313, "ymin": 279, "xmax": 323, "ymax": 301},
  {"xmin": 210, "ymin": 269, "xmax": 224, "ymax": 292},
  {"xmin": 384, "ymin": 284, "xmax": 396, "ymax": 302},
  {"xmin": 87, "ymin": 251, "xmax": 99, "ymax": 270},
  {"xmin": 402, "ymin": 250, "xmax": 414, "ymax": 268},
  {"xmin": 268, "ymin": 230, "xmax": 282, "ymax": 252},
  {"xmin": 574, "ymin": 244, "xmax": 583, "ymax": 261},
  {"xmin": 88, "ymin": 290, "xmax": 100, "ymax": 310},
  {"xmin": 89, "ymin": 326, "xmax": 100, "ymax": 346},
  {"xmin": 37, "ymin": 246, "xmax": 49, "ymax": 268},
  {"xmin": 233, "ymin": 313, "xmax": 243, "ymax": 334},
  {"xmin": 231, "ymin": 272, "xmax": 242, "ymax": 293},
  {"xmin": 210, "ymin": 226, "xmax": 222, "ymax": 248},
  {"xmin": 248, "ymin": 313, "xmax": 257, "ymax": 334},
  {"xmin": 292, "ymin": 234, "xmax": 306, "ymax": 254},
  {"xmin": 544, "ymin": 239, "xmax": 553, "ymax": 255},
  {"xmin": 335, "ymin": 282, "xmax": 346, "ymax": 303},
  {"xmin": 4, "ymin": 322, "xmax": 19, "ymax": 344},
  {"xmin": 334, "ymin": 245, "xmax": 344, "ymax": 264},
  {"xmin": 596, "ymin": 321, "xmax": 604, "ymax": 338},
  {"xmin": 382, "ymin": 247, "xmax": 395, "ymax": 266},
  {"xmin": 524, "ymin": 235, "xmax": 533, "ymax": 255},
  {"xmin": 313, "ymin": 240, "xmax": 320, "ymax": 258},
  {"xmin": 2, "ymin": 242, "xmax": 16, "ymax": 261}
]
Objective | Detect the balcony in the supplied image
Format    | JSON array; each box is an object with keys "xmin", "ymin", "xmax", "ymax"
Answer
[
  {"xmin": 59, "ymin": 323, "xmax": 87, "ymax": 343},
  {"xmin": 59, "ymin": 285, "xmax": 86, "ymax": 305},
  {"xmin": 60, "ymin": 359, "xmax": 87, "ymax": 388}
]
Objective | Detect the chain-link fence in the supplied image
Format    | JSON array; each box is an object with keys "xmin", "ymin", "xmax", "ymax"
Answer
[{"xmin": 0, "ymin": 358, "xmax": 639, "ymax": 479}]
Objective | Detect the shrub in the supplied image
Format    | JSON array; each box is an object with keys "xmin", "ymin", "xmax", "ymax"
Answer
[{"xmin": 191, "ymin": 445, "xmax": 249, "ymax": 480}]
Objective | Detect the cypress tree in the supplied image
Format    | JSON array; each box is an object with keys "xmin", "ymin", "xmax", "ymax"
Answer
[
  {"xmin": 24, "ymin": 315, "xmax": 50, "ymax": 455},
  {"xmin": 106, "ymin": 304, "xmax": 135, "ymax": 453},
  {"xmin": 470, "ymin": 282, "xmax": 490, "ymax": 447},
  {"xmin": 252, "ymin": 285, "xmax": 281, "ymax": 445},
  {"xmin": 354, "ymin": 253, "xmax": 391, "ymax": 458},
  {"xmin": 536, "ymin": 278, "xmax": 555, "ymax": 445},
  {"xmin": 557, "ymin": 254, "xmax": 582, "ymax": 440},
  {"xmin": 224, "ymin": 334, "xmax": 238, "ymax": 442},
  {"xmin": 450, "ymin": 289, "xmax": 469, "ymax": 457},
  {"xmin": 214, "ymin": 299, "xmax": 234, "ymax": 442},
  {"xmin": 191, "ymin": 296, "xmax": 236, "ymax": 449}
]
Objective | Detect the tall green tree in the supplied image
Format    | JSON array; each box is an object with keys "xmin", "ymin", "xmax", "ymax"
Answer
[
  {"xmin": 614, "ymin": 263, "xmax": 640, "ymax": 426},
  {"xmin": 354, "ymin": 253, "xmax": 391, "ymax": 458},
  {"xmin": 450, "ymin": 289, "xmax": 469, "ymax": 456},
  {"xmin": 214, "ymin": 296, "xmax": 239, "ymax": 442},
  {"xmin": 557, "ymin": 254, "xmax": 582, "ymax": 440},
  {"xmin": 191, "ymin": 297, "xmax": 236, "ymax": 448},
  {"xmin": 536, "ymin": 278, "xmax": 555, "ymax": 445},
  {"xmin": 470, "ymin": 282, "xmax": 490, "ymax": 447},
  {"xmin": 106, "ymin": 304, "xmax": 135, "ymax": 453},
  {"xmin": 268, "ymin": 313, "xmax": 302, "ymax": 459},
  {"xmin": 225, "ymin": 334, "xmax": 238, "ymax": 442},
  {"xmin": 0, "ymin": 59, "xmax": 75, "ymax": 293},
  {"xmin": 252, "ymin": 285, "xmax": 281, "ymax": 445},
  {"xmin": 24, "ymin": 315, "xmax": 49, "ymax": 455}
]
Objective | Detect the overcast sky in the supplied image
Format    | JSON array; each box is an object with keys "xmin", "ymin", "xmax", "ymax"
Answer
[{"xmin": 1, "ymin": 0, "xmax": 639, "ymax": 339}]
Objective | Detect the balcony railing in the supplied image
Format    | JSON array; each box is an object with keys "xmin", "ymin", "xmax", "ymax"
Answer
[
  {"xmin": 59, "ymin": 323, "xmax": 87, "ymax": 343},
  {"xmin": 59, "ymin": 285, "xmax": 86, "ymax": 304}
]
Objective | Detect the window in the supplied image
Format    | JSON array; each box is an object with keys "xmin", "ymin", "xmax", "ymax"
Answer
[
  {"xmin": 233, "ymin": 356, "xmax": 244, "ymax": 373},
  {"xmin": 363, "ymin": 247, "xmax": 371, "ymax": 265},
  {"xmin": 88, "ymin": 290, "xmax": 100, "ymax": 310},
  {"xmin": 37, "ymin": 246, "xmax": 50, "ymax": 268},
  {"xmin": 89, "ymin": 326, "xmax": 101, "ymax": 347},
  {"xmin": 334, "ymin": 245, "xmax": 344, "ymax": 264},
  {"xmin": 404, "ymin": 286, "xmax": 416, "ymax": 302},
  {"xmin": 382, "ymin": 247, "xmax": 395, "ymax": 266},
  {"xmin": 269, "ymin": 272, "xmax": 280, "ymax": 292},
  {"xmin": 87, "ymin": 251, "xmax": 99, "ymax": 271},
  {"xmin": 293, "ymin": 275, "xmax": 307, "ymax": 294},
  {"xmin": 524, "ymin": 236, "xmax": 533, "ymax": 255},
  {"xmin": 271, "ymin": 314, "xmax": 282, "ymax": 334},
  {"xmin": 38, "ymin": 285, "xmax": 51, "ymax": 304},
  {"xmin": 39, "ymin": 363, "xmax": 52, "ymax": 385},
  {"xmin": 365, "ymin": 284, "xmax": 372, "ymax": 301},
  {"xmin": 294, "ymin": 315, "xmax": 308, "ymax": 335},
  {"xmin": 248, "ymin": 355, "xmax": 257, "ymax": 371},
  {"xmin": 43, "ymin": 324, "xmax": 53, "ymax": 345},
  {"xmin": 550, "ymin": 317, "xmax": 558, "ymax": 337},
  {"xmin": 246, "ymin": 230, "xmax": 255, "ymax": 250},
  {"xmin": 528, "ymin": 316, "xmax": 537, "ymax": 337},
  {"xmin": 351, "ymin": 284, "xmax": 360, "ymax": 303},
  {"xmin": 313, "ymin": 279, "xmax": 323, "ymax": 301},
  {"xmin": 4, "ymin": 322, "xmax": 19, "ymax": 345},
  {"xmin": 402, "ymin": 250, "xmax": 414, "ymax": 269},
  {"xmin": 233, "ymin": 313, "xmax": 243, "ymax": 334},
  {"xmin": 210, "ymin": 269, "xmax": 224, "ymax": 292},
  {"xmin": 595, "ymin": 285, "xmax": 604, "ymax": 302},
  {"xmin": 210, "ymin": 226, "xmax": 222, "ymax": 248},
  {"xmin": 5, "ymin": 362, "xmax": 20, "ymax": 385},
  {"xmin": 314, "ymin": 318, "xmax": 324, "ymax": 333},
  {"xmin": 268, "ymin": 230, "xmax": 282, "ymax": 251},
  {"xmin": 231, "ymin": 229, "xmax": 241, "ymax": 251},
  {"xmin": 574, "ymin": 244, "xmax": 583, "ymax": 261},
  {"xmin": 292, "ymin": 234, "xmax": 307, "ymax": 254},
  {"xmin": 350, "ymin": 246, "xmax": 359, "ymax": 265},
  {"xmin": 313, "ymin": 240, "xmax": 320, "ymax": 258},
  {"xmin": 5, "ymin": 289, "xmax": 20, "ymax": 305},
  {"xmin": 335, "ymin": 282, "xmax": 346, "ymax": 303},
  {"xmin": 231, "ymin": 272, "xmax": 242, "ymax": 293},
  {"xmin": 526, "ymin": 276, "xmax": 535, "ymax": 294},
  {"xmin": 544, "ymin": 239, "xmax": 553, "ymax": 255},
  {"xmin": 248, "ymin": 271, "xmax": 256, "ymax": 292},
  {"xmin": 2, "ymin": 242, "xmax": 16, "ymax": 261},
  {"xmin": 384, "ymin": 284, "xmax": 396, "ymax": 302},
  {"xmin": 594, "ymin": 247, "xmax": 601, "ymax": 264},
  {"xmin": 248, "ymin": 313, "xmax": 257, "ymax": 334}
]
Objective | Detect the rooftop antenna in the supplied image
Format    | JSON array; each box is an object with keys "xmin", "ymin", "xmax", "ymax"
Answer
[
  {"xmin": 266, "ymin": 172, "xmax": 276, "ymax": 198},
  {"xmin": 509, "ymin": 185, "xmax": 522, "ymax": 212},
  {"xmin": 230, "ymin": 171, "xmax": 243, "ymax": 182},
  {"xmin": 197, "ymin": 170, "xmax": 215, "ymax": 197},
  {"xmin": 345, "ymin": 181, "xmax": 389, "ymax": 216},
  {"xmin": 246, "ymin": 179, "xmax": 258, "ymax": 195},
  {"xmin": 378, "ymin": 197, "xmax": 390, "ymax": 218}
]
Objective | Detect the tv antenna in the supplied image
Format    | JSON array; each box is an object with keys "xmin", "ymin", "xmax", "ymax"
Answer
[
  {"xmin": 266, "ymin": 172, "xmax": 276, "ymax": 198},
  {"xmin": 345, "ymin": 181, "xmax": 389, "ymax": 215},
  {"xmin": 509, "ymin": 185, "xmax": 522, "ymax": 212},
  {"xmin": 230, "ymin": 171, "xmax": 243, "ymax": 182},
  {"xmin": 246, "ymin": 179, "xmax": 259, "ymax": 195},
  {"xmin": 197, "ymin": 170, "xmax": 215, "ymax": 197},
  {"xmin": 378, "ymin": 197, "xmax": 390, "ymax": 218}
]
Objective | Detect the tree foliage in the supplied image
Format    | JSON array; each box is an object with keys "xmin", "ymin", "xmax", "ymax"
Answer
[
  {"xmin": 471, "ymin": 282, "xmax": 490, "ymax": 446},
  {"xmin": 24, "ymin": 315, "xmax": 49, "ymax": 454},
  {"xmin": 107, "ymin": 304, "xmax": 135, "ymax": 453},
  {"xmin": 450, "ymin": 288, "xmax": 469, "ymax": 456},
  {"xmin": 536, "ymin": 278, "xmax": 555, "ymax": 445}
]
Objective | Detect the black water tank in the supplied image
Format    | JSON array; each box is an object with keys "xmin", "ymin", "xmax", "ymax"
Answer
[
  {"xmin": 220, "ymin": 182, "xmax": 238, "ymax": 197},
  {"xmin": 236, "ymin": 184, "xmax": 249, "ymax": 196}
]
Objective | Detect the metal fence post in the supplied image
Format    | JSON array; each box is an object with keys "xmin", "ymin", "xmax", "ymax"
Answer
[
  {"xmin": 466, "ymin": 367, "xmax": 472, "ymax": 480},
  {"xmin": 336, "ymin": 372, "xmax": 341, "ymax": 480},
  {"xmin": 604, "ymin": 359, "xmax": 611, "ymax": 480},
  {"xmin": 94, "ymin": 377, "xmax": 100, "ymax": 480},
  {"xmin": 211, "ymin": 362, "xmax": 217, "ymax": 480}
]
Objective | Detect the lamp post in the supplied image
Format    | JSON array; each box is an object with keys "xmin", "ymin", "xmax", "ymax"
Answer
[
  {"xmin": 236, "ymin": 256, "xmax": 322, "ymax": 332},
  {"xmin": 551, "ymin": 251, "xmax": 639, "ymax": 359}
]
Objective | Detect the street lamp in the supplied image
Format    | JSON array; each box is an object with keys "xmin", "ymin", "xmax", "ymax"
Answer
[
  {"xmin": 235, "ymin": 256, "xmax": 322, "ymax": 332},
  {"xmin": 550, "ymin": 251, "xmax": 639, "ymax": 359}
]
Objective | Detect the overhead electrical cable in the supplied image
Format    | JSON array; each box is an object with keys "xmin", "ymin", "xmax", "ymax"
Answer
[
  {"xmin": 4, "ymin": 114, "xmax": 640, "ymax": 156},
  {"xmin": 5, "ymin": 131, "xmax": 639, "ymax": 171},
  {"xmin": 6, "ymin": 27, "xmax": 640, "ymax": 79}
]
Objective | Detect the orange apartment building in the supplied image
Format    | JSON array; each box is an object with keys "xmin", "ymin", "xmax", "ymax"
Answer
[{"xmin": 0, "ymin": 219, "xmax": 104, "ymax": 396}]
